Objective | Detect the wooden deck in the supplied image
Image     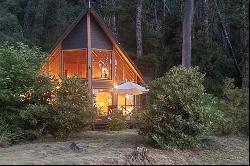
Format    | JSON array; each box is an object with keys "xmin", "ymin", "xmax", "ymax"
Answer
[
  {"xmin": 93, "ymin": 116, "xmax": 139, "ymax": 130},
  {"xmin": 93, "ymin": 105, "xmax": 143, "ymax": 130}
]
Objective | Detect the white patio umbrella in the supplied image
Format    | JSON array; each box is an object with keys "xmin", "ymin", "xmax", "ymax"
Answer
[{"xmin": 112, "ymin": 81, "xmax": 149, "ymax": 95}]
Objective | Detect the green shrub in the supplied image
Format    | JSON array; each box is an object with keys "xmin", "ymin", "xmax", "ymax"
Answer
[
  {"xmin": 0, "ymin": 43, "xmax": 96, "ymax": 141},
  {"xmin": 20, "ymin": 76, "xmax": 96, "ymax": 139},
  {"xmin": 0, "ymin": 123, "xmax": 24, "ymax": 145},
  {"xmin": 29, "ymin": 74, "xmax": 58, "ymax": 105},
  {"xmin": 107, "ymin": 111, "xmax": 128, "ymax": 131},
  {"xmin": 218, "ymin": 78, "xmax": 249, "ymax": 135},
  {"xmin": 0, "ymin": 42, "xmax": 46, "ymax": 142},
  {"xmin": 0, "ymin": 42, "xmax": 46, "ymax": 108},
  {"xmin": 49, "ymin": 76, "xmax": 96, "ymax": 138},
  {"xmin": 20, "ymin": 104, "xmax": 52, "ymax": 139},
  {"xmin": 138, "ymin": 66, "xmax": 223, "ymax": 149}
]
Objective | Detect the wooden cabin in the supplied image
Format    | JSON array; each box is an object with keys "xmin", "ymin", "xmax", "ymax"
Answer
[{"xmin": 41, "ymin": 8, "xmax": 146, "ymax": 119}]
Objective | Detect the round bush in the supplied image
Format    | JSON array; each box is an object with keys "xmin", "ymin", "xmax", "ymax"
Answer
[
  {"xmin": 138, "ymin": 66, "xmax": 219, "ymax": 149},
  {"xmin": 107, "ymin": 111, "xmax": 128, "ymax": 131}
]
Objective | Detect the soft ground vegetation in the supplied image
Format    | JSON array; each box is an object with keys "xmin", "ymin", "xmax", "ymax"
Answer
[
  {"xmin": 0, "ymin": 130, "xmax": 248, "ymax": 165},
  {"xmin": 217, "ymin": 78, "xmax": 249, "ymax": 135}
]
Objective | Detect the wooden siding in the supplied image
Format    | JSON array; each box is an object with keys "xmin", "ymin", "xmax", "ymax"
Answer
[
  {"xmin": 92, "ymin": 80, "xmax": 113, "ymax": 89},
  {"xmin": 41, "ymin": 44, "xmax": 61, "ymax": 78},
  {"xmin": 114, "ymin": 49, "xmax": 125, "ymax": 83},
  {"xmin": 124, "ymin": 62, "xmax": 137, "ymax": 82},
  {"xmin": 62, "ymin": 16, "xmax": 87, "ymax": 49},
  {"xmin": 91, "ymin": 16, "xmax": 112, "ymax": 50}
]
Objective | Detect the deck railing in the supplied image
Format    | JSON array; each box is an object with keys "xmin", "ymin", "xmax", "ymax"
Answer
[{"xmin": 95, "ymin": 105, "xmax": 143, "ymax": 120}]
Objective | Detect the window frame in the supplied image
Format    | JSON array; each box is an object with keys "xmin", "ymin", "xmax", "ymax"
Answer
[
  {"xmin": 62, "ymin": 48, "xmax": 88, "ymax": 79},
  {"xmin": 92, "ymin": 48, "xmax": 113, "ymax": 81}
]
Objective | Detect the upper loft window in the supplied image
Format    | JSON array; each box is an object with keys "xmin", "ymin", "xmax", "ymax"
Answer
[
  {"xmin": 63, "ymin": 49, "xmax": 87, "ymax": 79},
  {"xmin": 92, "ymin": 49, "xmax": 112, "ymax": 80},
  {"xmin": 115, "ymin": 49, "xmax": 137, "ymax": 83}
]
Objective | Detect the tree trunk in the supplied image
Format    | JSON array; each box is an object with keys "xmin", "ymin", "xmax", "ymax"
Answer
[
  {"xmin": 136, "ymin": 0, "xmax": 143, "ymax": 60},
  {"xmin": 213, "ymin": 0, "xmax": 242, "ymax": 78},
  {"xmin": 23, "ymin": 0, "xmax": 36, "ymax": 38},
  {"xmin": 163, "ymin": 0, "xmax": 166, "ymax": 17},
  {"xmin": 111, "ymin": 0, "xmax": 118, "ymax": 39},
  {"xmin": 242, "ymin": 56, "xmax": 249, "ymax": 92},
  {"xmin": 182, "ymin": 0, "xmax": 194, "ymax": 68},
  {"xmin": 203, "ymin": 0, "xmax": 210, "ymax": 48},
  {"xmin": 154, "ymin": 0, "xmax": 158, "ymax": 25},
  {"xmin": 241, "ymin": 1, "xmax": 249, "ymax": 93},
  {"xmin": 111, "ymin": 14, "xmax": 118, "ymax": 38}
]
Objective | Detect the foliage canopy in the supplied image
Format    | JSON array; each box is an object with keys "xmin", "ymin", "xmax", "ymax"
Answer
[{"xmin": 139, "ymin": 66, "xmax": 224, "ymax": 149}]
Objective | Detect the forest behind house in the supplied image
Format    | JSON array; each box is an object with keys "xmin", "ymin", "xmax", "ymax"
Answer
[{"xmin": 0, "ymin": 0, "xmax": 248, "ymax": 95}]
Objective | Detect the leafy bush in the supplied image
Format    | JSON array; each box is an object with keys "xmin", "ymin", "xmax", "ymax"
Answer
[
  {"xmin": 0, "ymin": 42, "xmax": 46, "ymax": 107},
  {"xmin": 49, "ymin": 76, "xmax": 96, "ymax": 138},
  {"xmin": 138, "ymin": 66, "xmax": 223, "ymax": 149},
  {"xmin": 0, "ymin": 123, "xmax": 24, "ymax": 146},
  {"xmin": 20, "ymin": 104, "xmax": 52, "ymax": 139},
  {"xmin": 107, "ymin": 110, "xmax": 128, "ymax": 131},
  {"xmin": 0, "ymin": 42, "xmax": 46, "ymax": 142},
  {"xmin": 0, "ymin": 43, "xmax": 96, "ymax": 140},
  {"xmin": 20, "ymin": 76, "xmax": 96, "ymax": 139},
  {"xmin": 18, "ymin": 74, "xmax": 56, "ymax": 140},
  {"xmin": 217, "ymin": 78, "xmax": 249, "ymax": 135}
]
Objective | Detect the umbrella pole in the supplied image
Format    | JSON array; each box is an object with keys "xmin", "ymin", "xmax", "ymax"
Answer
[
  {"xmin": 125, "ymin": 93, "xmax": 126, "ymax": 113},
  {"xmin": 134, "ymin": 95, "xmax": 135, "ymax": 109}
]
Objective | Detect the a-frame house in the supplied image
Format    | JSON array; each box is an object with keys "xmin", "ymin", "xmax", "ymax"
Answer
[{"xmin": 41, "ymin": 7, "xmax": 146, "ymax": 116}]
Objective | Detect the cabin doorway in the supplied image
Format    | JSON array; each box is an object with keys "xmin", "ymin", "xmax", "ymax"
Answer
[{"xmin": 93, "ymin": 89, "xmax": 112, "ymax": 116}]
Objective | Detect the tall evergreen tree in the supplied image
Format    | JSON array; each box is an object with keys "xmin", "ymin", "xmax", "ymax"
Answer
[
  {"xmin": 182, "ymin": 0, "xmax": 194, "ymax": 68},
  {"xmin": 136, "ymin": 0, "xmax": 143, "ymax": 60}
]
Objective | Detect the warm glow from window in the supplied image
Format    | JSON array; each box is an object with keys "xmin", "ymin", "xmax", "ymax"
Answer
[
  {"xmin": 92, "ymin": 49, "xmax": 112, "ymax": 80},
  {"xmin": 45, "ymin": 46, "xmax": 61, "ymax": 79},
  {"xmin": 93, "ymin": 89, "xmax": 112, "ymax": 115},
  {"xmin": 63, "ymin": 49, "xmax": 87, "ymax": 78},
  {"xmin": 114, "ymin": 50, "xmax": 124, "ymax": 82},
  {"xmin": 118, "ymin": 94, "xmax": 134, "ymax": 115}
]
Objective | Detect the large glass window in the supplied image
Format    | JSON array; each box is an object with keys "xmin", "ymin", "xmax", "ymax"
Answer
[
  {"xmin": 115, "ymin": 49, "xmax": 137, "ymax": 83},
  {"xmin": 44, "ymin": 46, "xmax": 61, "ymax": 79},
  {"xmin": 124, "ymin": 63, "xmax": 136, "ymax": 82},
  {"xmin": 63, "ymin": 49, "xmax": 87, "ymax": 79},
  {"xmin": 114, "ymin": 50, "xmax": 124, "ymax": 83},
  {"xmin": 93, "ymin": 89, "xmax": 112, "ymax": 116},
  {"xmin": 118, "ymin": 94, "xmax": 135, "ymax": 115},
  {"xmin": 48, "ymin": 53, "xmax": 60, "ymax": 78},
  {"xmin": 92, "ymin": 49, "xmax": 112, "ymax": 80}
]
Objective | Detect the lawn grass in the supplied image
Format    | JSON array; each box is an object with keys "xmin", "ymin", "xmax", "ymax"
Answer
[{"xmin": 0, "ymin": 129, "xmax": 248, "ymax": 165}]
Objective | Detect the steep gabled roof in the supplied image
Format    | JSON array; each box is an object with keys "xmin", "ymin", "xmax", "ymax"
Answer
[{"xmin": 48, "ymin": 7, "xmax": 145, "ymax": 84}]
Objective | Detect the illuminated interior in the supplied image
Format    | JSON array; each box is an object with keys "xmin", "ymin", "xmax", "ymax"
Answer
[
  {"xmin": 114, "ymin": 50, "xmax": 124, "ymax": 83},
  {"xmin": 93, "ymin": 89, "xmax": 112, "ymax": 115},
  {"xmin": 63, "ymin": 49, "xmax": 87, "ymax": 78},
  {"xmin": 124, "ymin": 63, "xmax": 136, "ymax": 82},
  {"xmin": 115, "ymin": 49, "xmax": 137, "ymax": 83},
  {"xmin": 42, "ymin": 46, "xmax": 61, "ymax": 78},
  {"xmin": 118, "ymin": 93, "xmax": 134, "ymax": 115},
  {"xmin": 92, "ymin": 49, "xmax": 112, "ymax": 80}
]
